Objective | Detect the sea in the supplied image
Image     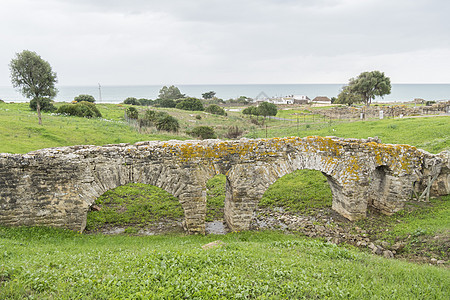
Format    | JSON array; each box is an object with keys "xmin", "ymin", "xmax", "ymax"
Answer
[{"xmin": 1, "ymin": 84, "xmax": 449, "ymax": 103}]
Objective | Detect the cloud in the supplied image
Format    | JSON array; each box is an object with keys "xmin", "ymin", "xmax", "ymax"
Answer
[{"xmin": 0, "ymin": 0, "xmax": 449, "ymax": 85}]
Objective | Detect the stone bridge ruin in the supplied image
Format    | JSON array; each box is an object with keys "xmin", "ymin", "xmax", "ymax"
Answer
[{"xmin": 1, "ymin": 137, "xmax": 449, "ymax": 234}]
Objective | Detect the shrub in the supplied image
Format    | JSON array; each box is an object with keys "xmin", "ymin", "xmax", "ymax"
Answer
[
  {"xmin": 155, "ymin": 115, "xmax": 179, "ymax": 132},
  {"xmin": 138, "ymin": 110, "xmax": 170, "ymax": 128},
  {"xmin": 425, "ymin": 100, "xmax": 436, "ymax": 106},
  {"xmin": 125, "ymin": 107, "xmax": 139, "ymax": 119},
  {"xmin": 74, "ymin": 94, "xmax": 95, "ymax": 103},
  {"xmin": 175, "ymin": 97, "xmax": 204, "ymax": 111},
  {"xmin": 29, "ymin": 98, "xmax": 56, "ymax": 112},
  {"xmin": 138, "ymin": 98, "xmax": 154, "ymax": 106},
  {"xmin": 195, "ymin": 115, "xmax": 202, "ymax": 120},
  {"xmin": 155, "ymin": 98, "xmax": 176, "ymax": 108},
  {"xmin": 205, "ymin": 104, "xmax": 226, "ymax": 116},
  {"xmin": 123, "ymin": 97, "xmax": 139, "ymax": 105},
  {"xmin": 188, "ymin": 126, "xmax": 217, "ymax": 139},
  {"xmin": 56, "ymin": 101, "xmax": 102, "ymax": 118},
  {"xmin": 225, "ymin": 126, "xmax": 243, "ymax": 139}
]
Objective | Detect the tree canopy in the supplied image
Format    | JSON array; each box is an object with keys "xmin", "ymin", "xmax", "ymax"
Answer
[
  {"xmin": 335, "ymin": 86, "xmax": 363, "ymax": 106},
  {"xmin": 345, "ymin": 71, "xmax": 391, "ymax": 106},
  {"xmin": 175, "ymin": 97, "xmax": 204, "ymax": 111},
  {"xmin": 202, "ymin": 91, "xmax": 216, "ymax": 99},
  {"xmin": 9, "ymin": 50, "xmax": 58, "ymax": 124},
  {"xmin": 257, "ymin": 102, "xmax": 278, "ymax": 119},
  {"xmin": 74, "ymin": 94, "xmax": 95, "ymax": 103},
  {"xmin": 158, "ymin": 85, "xmax": 185, "ymax": 100}
]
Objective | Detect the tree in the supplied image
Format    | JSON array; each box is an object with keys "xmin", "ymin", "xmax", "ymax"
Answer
[
  {"xmin": 346, "ymin": 71, "xmax": 391, "ymax": 106},
  {"xmin": 175, "ymin": 97, "xmax": 204, "ymax": 111},
  {"xmin": 9, "ymin": 50, "xmax": 58, "ymax": 125},
  {"xmin": 335, "ymin": 85, "xmax": 363, "ymax": 106},
  {"xmin": 123, "ymin": 97, "xmax": 139, "ymax": 105},
  {"xmin": 257, "ymin": 102, "xmax": 278, "ymax": 120},
  {"xmin": 74, "ymin": 94, "xmax": 95, "ymax": 103},
  {"xmin": 158, "ymin": 85, "xmax": 185, "ymax": 100},
  {"xmin": 202, "ymin": 91, "xmax": 216, "ymax": 99}
]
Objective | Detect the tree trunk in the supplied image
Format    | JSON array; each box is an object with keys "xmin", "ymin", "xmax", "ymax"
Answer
[{"xmin": 36, "ymin": 99, "xmax": 42, "ymax": 125}]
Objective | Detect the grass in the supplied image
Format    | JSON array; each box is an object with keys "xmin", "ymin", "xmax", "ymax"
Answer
[
  {"xmin": 259, "ymin": 170, "xmax": 332, "ymax": 213},
  {"xmin": 2, "ymin": 102, "xmax": 449, "ymax": 154},
  {"xmin": 86, "ymin": 183, "xmax": 184, "ymax": 231},
  {"xmin": 1, "ymin": 102, "xmax": 449, "ymax": 297},
  {"xmin": 206, "ymin": 175, "xmax": 227, "ymax": 222},
  {"xmin": 1, "ymin": 227, "xmax": 449, "ymax": 299},
  {"xmin": 354, "ymin": 196, "xmax": 450, "ymax": 261},
  {"xmin": 0, "ymin": 102, "xmax": 182, "ymax": 154}
]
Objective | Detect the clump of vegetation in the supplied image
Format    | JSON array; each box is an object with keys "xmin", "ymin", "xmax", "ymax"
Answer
[
  {"xmin": 225, "ymin": 125, "xmax": 243, "ymax": 139},
  {"xmin": 123, "ymin": 97, "xmax": 139, "ymax": 105},
  {"xmin": 56, "ymin": 101, "xmax": 102, "ymax": 118},
  {"xmin": 206, "ymin": 175, "xmax": 226, "ymax": 221},
  {"xmin": 205, "ymin": 104, "xmax": 227, "ymax": 116},
  {"xmin": 188, "ymin": 126, "xmax": 217, "ymax": 139},
  {"xmin": 259, "ymin": 169, "xmax": 332, "ymax": 213},
  {"xmin": 86, "ymin": 183, "xmax": 184, "ymax": 231},
  {"xmin": 74, "ymin": 94, "xmax": 96, "ymax": 103},
  {"xmin": 176, "ymin": 97, "xmax": 204, "ymax": 111},
  {"xmin": 125, "ymin": 107, "xmax": 139, "ymax": 120},
  {"xmin": 195, "ymin": 114, "xmax": 202, "ymax": 120},
  {"xmin": 29, "ymin": 98, "xmax": 56, "ymax": 112},
  {"xmin": 155, "ymin": 115, "xmax": 180, "ymax": 132},
  {"xmin": 123, "ymin": 97, "xmax": 154, "ymax": 106}
]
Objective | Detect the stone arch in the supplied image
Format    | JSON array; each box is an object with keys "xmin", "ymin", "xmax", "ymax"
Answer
[
  {"xmin": 223, "ymin": 152, "xmax": 375, "ymax": 231},
  {"xmin": 75, "ymin": 160, "xmax": 209, "ymax": 234},
  {"xmin": 85, "ymin": 182, "xmax": 185, "ymax": 233}
]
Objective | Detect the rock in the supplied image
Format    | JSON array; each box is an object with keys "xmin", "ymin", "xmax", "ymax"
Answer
[
  {"xmin": 372, "ymin": 246, "xmax": 383, "ymax": 255},
  {"xmin": 381, "ymin": 241, "xmax": 390, "ymax": 249},
  {"xmin": 201, "ymin": 240, "xmax": 225, "ymax": 250},
  {"xmin": 391, "ymin": 242, "xmax": 406, "ymax": 251},
  {"xmin": 437, "ymin": 260, "xmax": 445, "ymax": 265},
  {"xmin": 430, "ymin": 258, "xmax": 437, "ymax": 264},
  {"xmin": 91, "ymin": 204, "xmax": 101, "ymax": 211},
  {"xmin": 383, "ymin": 250, "xmax": 394, "ymax": 259}
]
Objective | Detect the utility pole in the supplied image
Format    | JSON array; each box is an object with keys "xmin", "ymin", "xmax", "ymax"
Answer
[{"xmin": 98, "ymin": 83, "xmax": 102, "ymax": 102}]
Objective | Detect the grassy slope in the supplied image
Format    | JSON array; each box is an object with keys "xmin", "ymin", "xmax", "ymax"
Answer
[
  {"xmin": 1, "ymin": 102, "xmax": 449, "ymax": 297},
  {"xmin": 1, "ymin": 227, "xmax": 449, "ymax": 299},
  {"xmin": 0, "ymin": 102, "xmax": 183, "ymax": 154}
]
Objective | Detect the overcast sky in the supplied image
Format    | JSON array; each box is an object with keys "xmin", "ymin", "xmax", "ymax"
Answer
[{"xmin": 1, "ymin": 0, "xmax": 449, "ymax": 86}]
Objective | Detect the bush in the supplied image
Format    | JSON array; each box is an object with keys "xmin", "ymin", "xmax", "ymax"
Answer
[
  {"xmin": 425, "ymin": 100, "xmax": 436, "ymax": 106},
  {"xmin": 195, "ymin": 115, "xmax": 202, "ymax": 120},
  {"xmin": 175, "ymin": 97, "xmax": 204, "ymax": 111},
  {"xmin": 74, "ymin": 94, "xmax": 95, "ymax": 103},
  {"xmin": 29, "ymin": 98, "xmax": 56, "ymax": 112},
  {"xmin": 56, "ymin": 101, "xmax": 102, "ymax": 118},
  {"xmin": 125, "ymin": 107, "xmax": 139, "ymax": 119},
  {"xmin": 225, "ymin": 126, "xmax": 243, "ymax": 139},
  {"xmin": 188, "ymin": 126, "xmax": 217, "ymax": 139},
  {"xmin": 123, "ymin": 97, "xmax": 139, "ymax": 105},
  {"xmin": 155, "ymin": 115, "xmax": 180, "ymax": 132},
  {"xmin": 155, "ymin": 98, "xmax": 176, "ymax": 108},
  {"xmin": 138, "ymin": 110, "xmax": 169, "ymax": 128},
  {"xmin": 138, "ymin": 98, "xmax": 154, "ymax": 106},
  {"xmin": 205, "ymin": 104, "xmax": 226, "ymax": 116}
]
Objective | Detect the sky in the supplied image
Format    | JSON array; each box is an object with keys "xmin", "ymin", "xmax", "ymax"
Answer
[{"xmin": 1, "ymin": 0, "xmax": 449, "ymax": 86}]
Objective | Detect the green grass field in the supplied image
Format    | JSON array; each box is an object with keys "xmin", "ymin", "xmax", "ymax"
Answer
[
  {"xmin": 1, "ymin": 227, "xmax": 449, "ymax": 299},
  {"xmin": 0, "ymin": 101, "xmax": 449, "ymax": 298}
]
